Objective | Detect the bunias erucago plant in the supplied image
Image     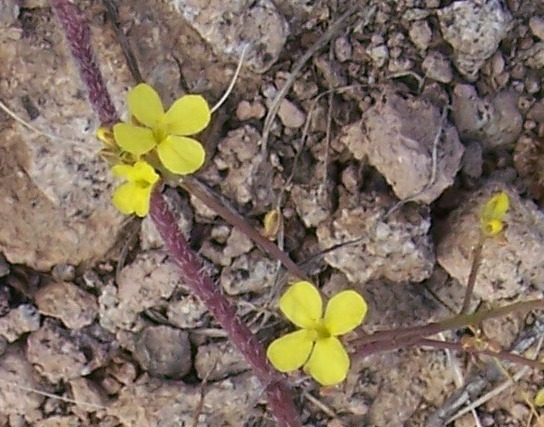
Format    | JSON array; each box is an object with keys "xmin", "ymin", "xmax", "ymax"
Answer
[{"xmin": 50, "ymin": 1, "xmax": 301, "ymax": 425}]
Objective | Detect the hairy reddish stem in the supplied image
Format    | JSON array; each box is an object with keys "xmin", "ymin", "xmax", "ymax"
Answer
[
  {"xmin": 149, "ymin": 187, "xmax": 302, "ymax": 427},
  {"xmin": 50, "ymin": 0, "xmax": 118, "ymax": 125}
]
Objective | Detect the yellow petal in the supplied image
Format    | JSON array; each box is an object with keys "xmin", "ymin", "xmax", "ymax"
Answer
[
  {"xmin": 535, "ymin": 388, "xmax": 544, "ymax": 407},
  {"xmin": 132, "ymin": 185, "xmax": 153, "ymax": 217},
  {"xmin": 156, "ymin": 136, "xmax": 205, "ymax": 175},
  {"xmin": 163, "ymin": 94, "xmax": 211, "ymax": 136},
  {"xmin": 279, "ymin": 281, "xmax": 323, "ymax": 329},
  {"xmin": 112, "ymin": 182, "xmax": 139, "ymax": 215},
  {"xmin": 127, "ymin": 83, "xmax": 164, "ymax": 128},
  {"xmin": 113, "ymin": 123, "xmax": 157, "ymax": 156},
  {"xmin": 112, "ymin": 160, "xmax": 159, "ymax": 184},
  {"xmin": 323, "ymin": 290, "xmax": 368, "ymax": 336},
  {"xmin": 304, "ymin": 337, "xmax": 350, "ymax": 386},
  {"xmin": 481, "ymin": 191, "xmax": 509, "ymax": 220},
  {"xmin": 266, "ymin": 329, "xmax": 315, "ymax": 373}
]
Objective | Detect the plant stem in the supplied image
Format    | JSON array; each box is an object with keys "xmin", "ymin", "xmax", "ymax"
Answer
[
  {"xmin": 180, "ymin": 176, "xmax": 306, "ymax": 280},
  {"xmin": 50, "ymin": 0, "xmax": 118, "ymax": 125},
  {"xmin": 460, "ymin": 235, "xmax": 484, "ymax": 314},
  {"xmin": 149, "ymin": 187, "xmax": 302, "ymax": 427},
  {"xmin": 354, "ymin": 299, "xmax": 544, "ymax": 354}
]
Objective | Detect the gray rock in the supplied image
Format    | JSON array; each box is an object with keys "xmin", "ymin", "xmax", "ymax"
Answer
[
  {"xmin": 344, "ymin": 88, "xmax": 463, "ymax": 204},
  {"xmin": 452, "ymin": 84, "xmax": 522, "ymax": 149},
  {"xmin": 99, "ymin": 251, "xmax": 185, "ymax": 332},
  {"xmin": 437, "ymin": 184, "xmax": 544, "ymax": 300},
  {"xmin": 133, "ymin": 325, "xmax": 192, "ymax": 379},
  {"xmin": 0, "ymin": 347, "xmax": 44, "ymax": 422},
  {"xmin": 170, "ymin": 0, "xmax": 289, "ymax": 73},
  {"xmin": 437, "ymin": 0, "xmax": 513, "ymax": 80},
  {"xmin": 316, "ymin": 195, "xmax": 434, "ymax": 284},
  {"xmin": 422, "ymin": 51, "xmax": 453, "ymax": 83},
  {"xmin": 0, "ymin": 304, "xmax": 40, "ymax": 342},
  {"xmin": 195, "ymin": 341, "xmax": 250, "ymax": 381},
  {"xmin": 35, "ymin": 281, "xmax": 98, "ymax": 330},
  {"xmin": 26, "ymin": 322, "xmax": 88, "ymax": 383}
]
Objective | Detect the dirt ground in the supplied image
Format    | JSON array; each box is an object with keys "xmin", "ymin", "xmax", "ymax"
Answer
[{"xmin": 3, "ymin": 0, "xmax": 544, "ymax": 426}]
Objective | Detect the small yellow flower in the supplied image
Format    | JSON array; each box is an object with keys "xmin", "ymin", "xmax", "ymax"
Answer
[
  {"xmin": 111, "ymin": 160, "xmax": 159, "ymax": 217},
  {"xmin": 480, "ymin": 191, "xmax": 510, "ymax": 237},
  {"xmin": 266, "ymin": 281, "xmax": 367, "ymax": 386},
  {"xmin": 113, "ymin": 83, "xmax": 210, "ymax": 174},
  {"xmin": 535, "ymin": 388, "xmax": 544, "ymax": 407}
]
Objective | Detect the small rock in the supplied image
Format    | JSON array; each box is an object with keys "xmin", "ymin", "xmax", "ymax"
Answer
[
  {"xmin": 0, "ymin": 304, "xmax": 40, "ymax": 342},
  {"xmin": 520, "ymin": 42, "xmax": 544, "ymax": 69},
  {"xmin": 195, "ymin": 341, "xmax": 250, "ymax": 381},
  {"xmin": 367, "ymin": 45, "xmax": 389, "ymax": 68},
  {"xmin": 171, "ymin": 0, "xmax": 289, "ymax": 72},
  {"xmin": 69, "ymin": 378, "xmax": 109, "ymax": 412},
  {"xmin": 291, "ymin": 182, "xmax": 331, "ymax": 228},
  {"xmin": 220, "ymin": 249, "xmax": 279, "ymax": 295},
  {"xmin": 167, "ymin": 295, "xmax": 207, "ymax": 329},
  {"xmin": 437, "ymin": 0, "xmax": 513, "ymax": 80},
  {"xmin": 422, "ymin": 51, "xmax": 453, "ymax": 83},
  {"xmin": 529, "ymin": 16, "xmax": 544, "ymax": 41},
  {"xmin": 409, "ymin": 20, "xmax": 433, "ymax": 51},
  {"xmin": 0, "ymin": 347, "xmax": 44, "ymax": 421},
  {"xmin": 317, "ymin": 195, "xmax": 434, "ymax": 284},
  {"xmin": 99, "ymin": 251, "xmax": 184, "ymax": 332},
  {"xmin": 461, "ymin": 141, "xmax": 483, "ymax": 179},
  {"xmin": 35, "ymin": 416, "xmax": 81, "ymax": 427},
  {"xmin": 437, "ymin": 184, "xmax": 544, "ymax": 300},
  {"xmin": 0, "ymin": 253, "xmax": 9, "ymax": 277},
  {"xmin": 109, "ymin": 373, "xmax": 262, "ymax": 426},
  {"xmin": 277, "ymin": 99, "xmax": 306, "ymax": 128},
  {"xmin": 51, "ymin": 264, "xmax": 76, "ymax": 282},
  {"xmin": 26, "ymin": 321, "xmax": 88, "ymax": 382},
  {"xmin": 347, "ymin": 87, "xmax": 464, "ymax": 204},
  {"xmin": 133, "ymin": 325, "xmax": 192, "ymax": 379},
  {"xmin": 236, "ymin": 100, "xmax": 266, "ymax": 121},
  {"xmin": 334, "ymin": 35, "xmax": 353, "ymax": 62},
  {"xmin": 36, "ymin": 282, "xmax": 98, "ymax": 329},
  {"xmin": 452, "ymin": 84, "xmax": 523, "ymax": 149},
  {"xmin": 224, "ymin": 228, "xmax": 254, "ymax": 259}
]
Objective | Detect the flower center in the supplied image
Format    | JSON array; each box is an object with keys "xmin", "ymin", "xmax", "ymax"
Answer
[{"xmin": 312, "ymin": 320, "xmax": 331, "ymax": 340}]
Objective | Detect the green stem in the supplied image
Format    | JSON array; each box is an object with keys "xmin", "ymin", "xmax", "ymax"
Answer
[{"xmin": 354, "ymin": 299, "xmax": 544, "ymax": 353}]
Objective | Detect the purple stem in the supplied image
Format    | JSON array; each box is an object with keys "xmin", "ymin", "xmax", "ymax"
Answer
[
  {"xmin": 49, "ymin": 0, "xmax": 118, "ymax": 125},
  {"xmin": 149, "ymin": 188, "xmax": 302, "ymax": 427}
]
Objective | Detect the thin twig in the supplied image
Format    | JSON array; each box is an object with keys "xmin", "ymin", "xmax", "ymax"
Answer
[
  {"xmin": 0, "ymin": 379, "xmax": 107, "ymax": 410},
  {"xmin": 178, "ymin": 175, "xmax": 306, "ymax": 280},
  {"xmin": 211, "ymin": 44, "xmax": 249, "ymax": 113},
  {"xmin": 460, "ymin": 235, "xmax": 485, "ymax": 315}
]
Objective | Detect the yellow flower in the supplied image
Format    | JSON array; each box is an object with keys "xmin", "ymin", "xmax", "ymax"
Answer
[
  {"xmin": 113, "ymin": 83, "xmax": 210, "ymax": 174},
  {"xmin": 111, "ymin": 160, "xmax": 159, "ymax": 217},
  {"xmin": 266, "ymin": 281, "xmax": 367, "ymax": 386},
  {"xmin": 480, "ymin": 191, "xmax": 510, "ymax": 237}
]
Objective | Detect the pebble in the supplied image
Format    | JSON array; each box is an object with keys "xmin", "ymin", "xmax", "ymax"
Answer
[
  {"xmin": 409, "ymin": 20, "xmax": 432, "ymax": 51},
  {"xmin": 236, "ymin": 100, "xmax": 266, "ymax": 121},
  {"xmin": 277, "ymin": 99, "xmax": 306, "ymax": 128},
  {"xmin": 422, "ymin": 51, "xmax": 453, "ymax": 83},
  {"xmin": 529, "ymin": 16, "xmax": 544, "ymax": 41}
]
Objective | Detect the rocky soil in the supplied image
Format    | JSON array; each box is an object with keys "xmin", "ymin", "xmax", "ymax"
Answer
[{"xmin": 2, "ymin": 0, "xmax": 544, "ymax": 426}]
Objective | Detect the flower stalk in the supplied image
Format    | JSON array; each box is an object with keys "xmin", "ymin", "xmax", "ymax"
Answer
[
  {"xmin": 51, "ymin": 2, "xmax": 302, "ymax": 424},
  {"xmin": 50, "ymin": 0, "xmax": 118, "ymax": 125},
  {"xmin": 150, "ymin": 187, "xmax": 301, "ymax": 427}
]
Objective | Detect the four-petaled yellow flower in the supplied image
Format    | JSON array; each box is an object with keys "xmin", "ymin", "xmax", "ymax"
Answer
[
  {"xmin": 113, "ymin": 83, "xmax": 210, "ymax": 174},
  {"xmin": 480, "ymin": 191, "xmax": 509, "ymax": 237},
  {"xmin": 267, "ymin": 281, "xmax": 367, "ymax": 386},
  {"xmin": 111, "ymin": 160, "xmax": 159, "ymax": 217}
]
